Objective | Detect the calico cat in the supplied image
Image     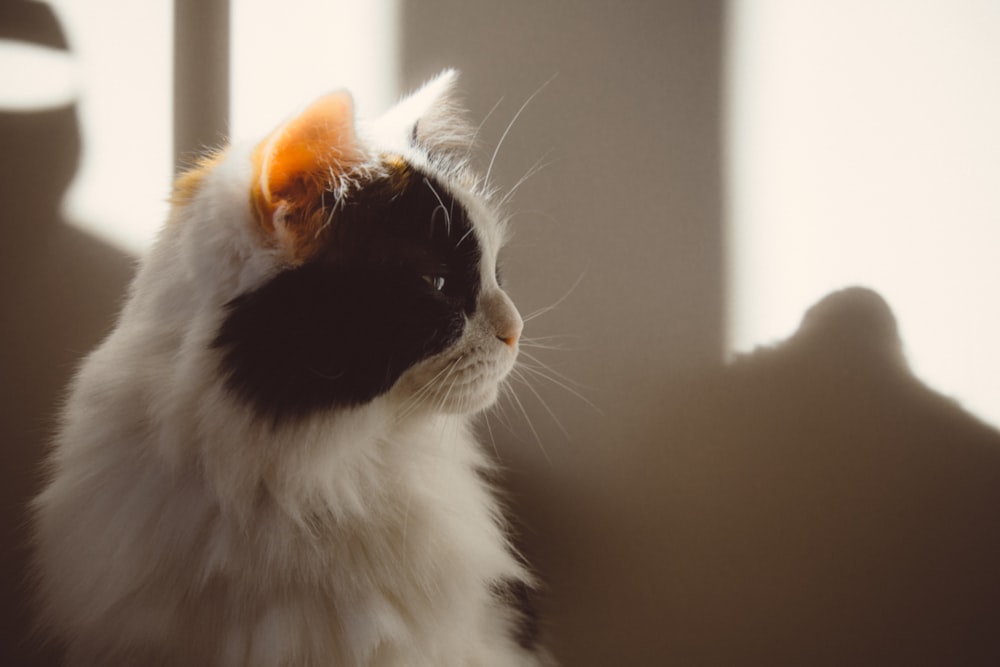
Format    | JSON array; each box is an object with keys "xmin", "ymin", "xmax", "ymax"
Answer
[{"xmin": 32, "ymin": 70, "xmax": 549, "ymax": 666}]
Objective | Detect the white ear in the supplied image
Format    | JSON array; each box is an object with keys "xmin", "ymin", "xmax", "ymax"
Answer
[
  {"xmin": 385, "ymin": 69, "xmax": 458, "ymax": 127},
  {"xmin": 374, "ymin": 69, "xmax": 473, "ymax": 158}
]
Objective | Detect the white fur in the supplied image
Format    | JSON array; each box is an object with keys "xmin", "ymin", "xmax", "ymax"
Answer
[{"xmin": 33, "ymin": 74, "xmax": 546, "ymax": 666}]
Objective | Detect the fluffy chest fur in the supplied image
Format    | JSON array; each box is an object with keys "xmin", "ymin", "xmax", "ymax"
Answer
[{"xmin": 32, "ymin": 71, "xmax": 547, "ymax": 666}]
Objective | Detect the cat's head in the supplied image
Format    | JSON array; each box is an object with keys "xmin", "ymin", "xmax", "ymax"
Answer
[{"xmin": 168, "ymin": 71, "xmax": 522, "ymax": 424}]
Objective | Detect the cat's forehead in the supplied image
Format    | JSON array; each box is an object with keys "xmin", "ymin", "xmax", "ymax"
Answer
[{"xmin": 377, "ymin": 152, "xmax": 506, "ymax": 255}]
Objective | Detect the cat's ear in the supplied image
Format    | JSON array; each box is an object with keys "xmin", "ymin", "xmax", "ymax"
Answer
[
  {"xmin": 379, "ymin": 69, "xmax": 473, "ymax": 160},
  {"xmin": 251, "ymin": 91, "xmax": 361, "ymax": 262}
]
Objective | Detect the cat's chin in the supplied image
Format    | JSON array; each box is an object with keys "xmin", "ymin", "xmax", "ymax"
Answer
[
  {"xmin": 393, "ymin": 352, "xmax": 513, "ymax": 417},
  {"xmin": 436, "ymin": 382, "xmax": 502, "ymax": 415},
  {"xmin": 391, "ymin": 375, "xmax": 504, "ymax": 417}
]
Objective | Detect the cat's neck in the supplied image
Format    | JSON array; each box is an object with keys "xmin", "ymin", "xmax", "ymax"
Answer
[{"xmin": 192, "ymin": 391, "xmax": 476, "ymax": 526}]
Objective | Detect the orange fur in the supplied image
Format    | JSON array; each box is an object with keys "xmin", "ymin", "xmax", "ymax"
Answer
[
  {"xmin": 170, "ymin": 151, "xmax": 226, "ymax": 208},
  {"xmin": 251, "ymin": 91, "xmax": 362, "ymax": 263}
]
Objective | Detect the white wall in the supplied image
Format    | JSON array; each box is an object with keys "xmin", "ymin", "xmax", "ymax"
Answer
[{"xmin": 727, "ymin": 0, "xmax": 1000, "ymax": 427}]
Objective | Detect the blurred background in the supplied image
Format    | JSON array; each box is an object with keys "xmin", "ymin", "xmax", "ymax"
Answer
[{"xmin": 2, "ymin": 0, "xmax": 998, "ymax": 664}]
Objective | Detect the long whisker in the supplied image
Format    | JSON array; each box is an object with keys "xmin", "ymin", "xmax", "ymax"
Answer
[
  {"xmin": 518, "ymin": 350, "xmax": 588, "ymax": 390},
  {"xmin": 520, "ymin": 364, "xmax": 604, "ymax": 414},
  {"xmin": 484, "ymin": 73, "xmax": 558, "ymax": 192},
  {"xmin": 394, "ymin": 358, "xmax": 461, "ymax": 423},
  {"xmin": 502, "ymin": 374, "xmax": 552, "ymax": 465},
  {"xmin": 422, "ymin": 177, "xmax": 452, "ymax": 235},
  {"xmin": 522, "ymin": 270, "xmax": 586, "ymax": 323},
  {"xmin": 456, "ymin": 225, "xmax": 477, "ymax": 248},
  {"xmin": 509, "ymin": 366, "xmax": 570, "ymax": 439},
  {"xmin": 433, "ymin": 358, "xmax": 464, "ymax": 416},
  {"xmin": 315, "ymin": 185, "xmax": 344, "ymax": 239},
  {"xmin": 518, "ymin": 334, "xmax": 582, "ymax": 351},
  {"xmin": 491, "ymin": 382, "xmax": 519, "ymax": 435},
  {"xmin": 503, "ymin": 208, "xmax": 562, "ymax": 228},
  {"xmin": 402, "ymin": 363, "xmax": 453, "ymax": 409},
  {"xmin": 465, "ymin": 95, "xmax": 505, "ymax": 167},
  {"xmin": 497, "ymin": 154, "xmax": 555, "ymax": 209},
  {"xmin": 481, "ymin": 410, "xmax": 501, "ymax": 460}
]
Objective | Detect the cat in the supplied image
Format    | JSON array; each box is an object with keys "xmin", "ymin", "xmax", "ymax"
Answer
[{"xmin": 31, "ymin": 70, "xmax": 550, "ymax": 666}]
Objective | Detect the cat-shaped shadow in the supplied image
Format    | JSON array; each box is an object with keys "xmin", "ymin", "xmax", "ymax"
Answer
[{"xmin": 515, "ymin": 287, "xmax": 1000, "ymax": 666}]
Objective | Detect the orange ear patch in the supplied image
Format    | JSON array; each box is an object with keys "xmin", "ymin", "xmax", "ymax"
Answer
[{"xmin": 251, "ymin": 91, "xmax": 363, "ymax": 262}]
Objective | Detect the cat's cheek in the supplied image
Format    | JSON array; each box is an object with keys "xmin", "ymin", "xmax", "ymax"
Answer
[{"xmin": 394, "ymin": 332, "xmax": 517, "ymax": 416}]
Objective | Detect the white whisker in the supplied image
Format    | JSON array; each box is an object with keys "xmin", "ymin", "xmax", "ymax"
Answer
[
  {"xmin": 503, "ymin": 208, "xmax": 562, "ymax": 228},
  {"xmin": 465, "ymin": 96, "xmax": 505, "ymax": 167},
  {"xmin": 394, "ymin": 358, "xmax": 462, "ymax": 423},
  {"xmin": 510, "ymin": 366, "xmax": 570, "ymax": 439},
  {"xmin": 456, "ymin": 225, "xmax": 477, "ymax": 248},
  {"xmin": 315, "ymin": 191, "xmax": 339, "ymax": 239},
  {"xmin": 523, "ymin": 270, "xmax": 586, "ymax": 323},
  {"xmin": 481, "ymin": 411, "xmax": 501, "ymax": 460},
  {"xmin": 518, "ymin": 350, "xmax": 588, "ymax": 390},
  {"xmin": 423, "ymin": 177, "xmax": 452, "ymax": 234},
  {"xmin": 484, "ymin": 73, "xmax": 558, "ymax": 192},
  {"xmin": 503, "ymin": 373, "xmax": 552, "ymax": 464},
  {"xmin": 517, "ymin": 354, "xmax": 600, "ymax": 413},
  {"xmin": 433, "ymin": 358, "xmax": 463, "ymax": 415},
  {"xmin": 497, "ymin": 154, "xmax": 554, "ymax": 209},
  {"xmin": 518, "ymin": 334, "xmax": 582, "ymax": 352},
  {"xmin": 491, "ymin": 382, "xmax": 519, "ymax": 434}
]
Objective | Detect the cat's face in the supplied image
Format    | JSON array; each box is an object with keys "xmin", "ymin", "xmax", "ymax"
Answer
[{"xmin": 187, "ymin": 71, "xmax": 521, "ymax": 423}]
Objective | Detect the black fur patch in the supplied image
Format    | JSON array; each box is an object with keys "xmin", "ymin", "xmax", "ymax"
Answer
[
  {"xmin": 213, "ymin": 166, "xmax": 481, "ymax": 422},
  {"xmin": 492, "ymin": 578, "xmax": 542, "ymax": 652}
]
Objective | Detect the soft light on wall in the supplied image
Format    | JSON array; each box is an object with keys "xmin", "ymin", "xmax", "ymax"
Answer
[
  {"xmin": 726, "ymin": 0, "xmax": 1000, "ymax": 427},
  {"xmin": 44, "ymin": 0, "xmax": 398, "ymax": 255},
  {"xmin": 0, "ymin": 39, "xmax": 79, "ymax": 111},
  {"xmin": 50, "ymin": 0, "xmax": 173, "ymax": 254},
  {"xmin": 229, "ymin": 0, "xmax": 399, "ymax": 143}
]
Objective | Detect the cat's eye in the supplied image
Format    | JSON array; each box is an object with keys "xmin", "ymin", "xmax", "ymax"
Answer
[{"xmin": 422, "ymin": 275, "xmax": 446, "ymax": 291}]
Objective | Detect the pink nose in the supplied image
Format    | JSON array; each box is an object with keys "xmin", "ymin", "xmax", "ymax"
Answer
[
  {"xmin": 498, "ymin": 334, "xmax": 518, "ymax": 347},
  {"xmin": 495, "ymin": 309, "xmax": 523, "ymax": 348},
  {"xmin": 484, "ymin": 289, "xmax": 522, "ymax": 348}
]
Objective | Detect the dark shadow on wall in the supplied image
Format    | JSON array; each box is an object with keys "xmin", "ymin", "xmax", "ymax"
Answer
[
  {"xmin": 0, "ymin": 3, "xmax": 136, "ymax": 665},
  {"xmin": 521, "ymin": 288, "xmax": 1000, "ymax": 665}
]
